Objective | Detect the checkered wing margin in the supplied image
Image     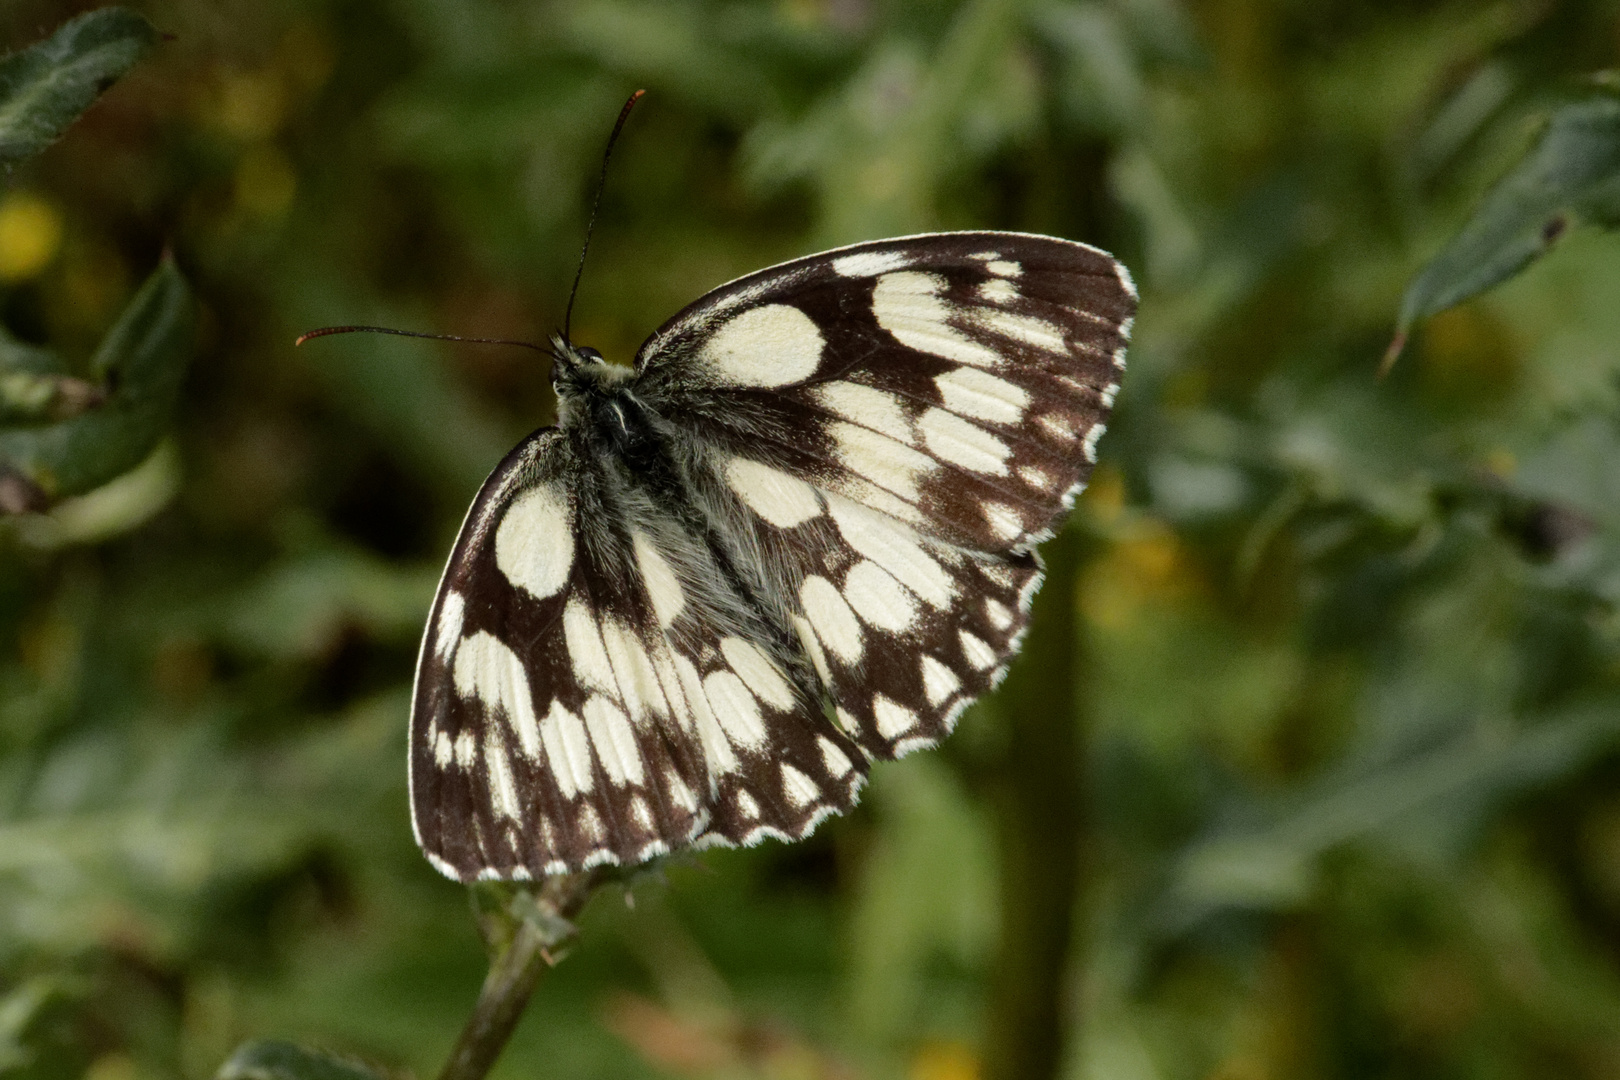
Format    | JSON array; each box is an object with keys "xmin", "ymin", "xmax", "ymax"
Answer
[{"xmin": 636, "ymin": 231, "xmax": 1135, "ymax": 762}]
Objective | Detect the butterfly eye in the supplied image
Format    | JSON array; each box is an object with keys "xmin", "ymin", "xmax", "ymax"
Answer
[{"xmin": 576, "ymin": 346, "xmax": 606, "ymax": 365}]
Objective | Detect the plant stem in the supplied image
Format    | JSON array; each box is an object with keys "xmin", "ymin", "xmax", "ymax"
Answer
[
  {"xmin": 436, "ymin": 871, "xmax": 601, "ymax": 1080},
  {"xmin": 981, "ymin": 528, "xmax": 1089, "ymax": 1080}
]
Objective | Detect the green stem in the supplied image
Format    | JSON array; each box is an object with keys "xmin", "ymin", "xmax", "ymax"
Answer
[
  {"xmin": 436, "ymin": 872, "xmax": 601, "ymax": 1080},
  {"xmin": 981, "ymin": 528, "xmax": 1089, "ymax": 1080}
]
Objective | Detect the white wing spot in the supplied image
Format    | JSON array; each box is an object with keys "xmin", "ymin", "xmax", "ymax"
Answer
[
  {"xmin": 978, "ymin": 278, "xmax": 1017, "ymax": 304},
  {"xmin": 434, "ymin": 729, "xmax": 454, "ymax": 768},
  {"xmin": 581, "ymin": 848, "xmax": 618, "ymax": 870},
  {"xmin": 539, "ymin": 699, "xmax": 594, "ymax": 797},
  {"xmin": 703, "ymin": 670, "xmax": 769, "ymax": 749},
  {"xmin": 666, "ymin": 767, "xmax": 698, "ymax": 812},
  {"xmin": 452, "ymin": 631, "xmax": 541, "ymax": 760},
  {"xmin": 1018, "ymin": 465, "xmax": 1056, "ymax": 491},
  {"xmin": 843, "ymin": 560, "xmax": 920, "ymax": 634},
  {"xmin": 781, "ymin": 764, "xmax": 820, "ymax": 808},
  {"xmin": 981, "ymin": 563, "xmax": 1015, "ymax": 588},
  {"xmin": 433, "ymin": 591, "xmax": 466, "ymax": 663},
  {"xmin": 830, "ymin": 421, "xmax": 934, "ymax": 502},
  {"xmin": 960, "ymin": 630, "xmax": 998, "ymax": 671},
  {"xmin": 676, "ymin": 655, "xmax": 738, "ymax": 775},
  {"xmin": 494, "ymin": 484, "xmax": 573, "ymax": 600},
  {"xmin": 735, "ymin": 789, "xmax": 760, "ymax": 819},
  {"xmin": 835, "ymin": 707, "xmax": 860, "ymax": 736},
  {"xmin": 1082, "ymin": 422, "xmax": 1108, "ymax": 464},
  {"xmin": 720, "ymin": 637, "xmax": 796, "ymax": 710},
  {"xmin": 872, "ymin": 271, "xmax": 1002, "ymax": 369},
  {"xmin": 893, "ymin": 736, "xmax": 936, "ymax": 758},
  {"xmin": 583, "ymin": 695, "xmax": 644, "ymax": 786},
  {"xmin": 630, "ymin": 794, "xmax": 654, "ymax": 830},
  {"xmin": 921, "ymin": 655, "xmax": 962, "ymax": 706},
  {"xmin": 826, "ymin": 494, "xmax": 954, "ymax": 609},
  {"xmin": 453, "ymin": 731, "xmax": 476, "ymax": 769},
  {"xmin": 724, "ymin": 457, "xmax": 821, "ymax": 528},
  {"xmin": 934, "ymin": 367, "xmax": 1028, "ymax": 425},
  {"xmin": 578, "ymin": 804, "xmax": 605, "ymax": 843},
  {"xmin": 986, "ymin": 259, "xmax": 1021, "ymax": 277},
  {"xmin": 812, "ymin": 381, "xmax": 914, "ymax": 444},
  {"xmin": 425, "ymin": 851, "xmax": 460, "ymax": 880},
  {"xmin": 832, "ymin": 249, "xmax": 911, "ymax": 277},
  {"xmin": 1019, "ymin": 567, "xmax": 1044, "ymax": 613},
  {"xmin": 985, "ymin": 598, "xmax": 1014, "ymax": 630},
  {"xmin": 633, "ymin": 532, "xmax": 685, "ymax": 627},
  {"xmin": 819, "ymin": 737, "xmax": 852, "ymax": 777},
  {"xmin": 873, "ymin": 694, "xmax": 918, "ymax": 738},
  {"xmin": 1037, "ymin": 413, "xmax": 1077, "ymax": 441},
  {"xmin": 983, "ymin": 502, "xmax": 1024, "ymax": 541},
  {"xmin": 563, "ymin": 599, "xmax": 616, "ymax": 694},
  {"xmin": 701, "ymin": 303, "xmax": 824, "ymax": 387},
  {"xmin": 485, "ymin": 727, "xmax": 521, "ymax": 822},
  {"xmin": 1100, "ymin": 382, "xmax": 1120, "ymax": 408},
  {"xmin": 793, "ymin": 615, "xmax": 834, "ymax": 687},
  {"xmin": 602, "ymin": 617, "xmax": 667, "ymax": 723},
  {"xmin": 836, "ymin": 477, "xmax": 927, "ymax": 526},
  {"xmin": 919, "ymin": 408, "xmax": 1011, "ymax": 475},
  {"xmin": 1116, "ymin": 260, "xmax": 1139, "ymax": 300},
  {"xmin": 650, "ymin": 647, "xmax": 694, "ymax": 735},
  {"xmin": 979, "ymin": 309, "xmax": 1065, "ymax": 354},
  {"xmin": 800, "ymin": 575, "xmax": 865, "ymax": 664}
]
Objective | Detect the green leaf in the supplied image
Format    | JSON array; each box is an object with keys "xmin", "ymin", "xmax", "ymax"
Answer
[
  {"xmin": 1157, "ymin": 705, "xmax": 1620, "ymax": 933},
  {"xmin": 0, "ymin": 256, "xmax": 192, "ymax": 505},
  {"xmin": 1395, "ymin": 96, "xmax": 1620, "ymax": 342},
  {"xmin": 0, "ymin": 7, "xmax": 161, "ymax": 170},
  {"xmin": 215, "ymin": 1041, "xmax": 389, "ymax": 1080},
  {"xmin": 0, "ymin": 372, "xmax": 105, "ymax": 424}
]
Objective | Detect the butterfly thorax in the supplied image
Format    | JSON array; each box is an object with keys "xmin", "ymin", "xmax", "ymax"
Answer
[{"xmin": 549, "ymin": 338, "xmax": 659, "ymax": 459}]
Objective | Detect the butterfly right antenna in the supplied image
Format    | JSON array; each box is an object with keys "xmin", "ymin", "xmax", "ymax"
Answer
[{"xmin": 563, "ymin": 89, "xmax": 646, "ymax": 346}]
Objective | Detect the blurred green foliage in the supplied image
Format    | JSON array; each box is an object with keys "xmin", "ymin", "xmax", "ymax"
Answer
[
  {"xmin": 0, "ymin": 9, "xmax": 158, "ymax": 169},
  {"xmin": 0, "ymin": 8, "xmax": 192, "ymax": 514},
  {"xmin": 5, "ymin": 2, "xmax": 1620, "ymax": 1080},
  {"xmin": 1397, "ymin": 93, "xmax": 1620, "ymax": 345}
]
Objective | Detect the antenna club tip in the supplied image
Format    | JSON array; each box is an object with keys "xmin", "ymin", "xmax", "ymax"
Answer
[{"xmin": 293, "ymin": 333, "xmax": 312, "ymax": 347}]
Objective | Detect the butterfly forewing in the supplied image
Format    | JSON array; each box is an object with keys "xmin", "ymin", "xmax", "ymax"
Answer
[
  {"xmin": 638, "ymin": 233, "xmax": 1132, "ymax": 551},
  {"xmin": 411, "ymin": 231, "xmax": 1134, "ymax": 881}
]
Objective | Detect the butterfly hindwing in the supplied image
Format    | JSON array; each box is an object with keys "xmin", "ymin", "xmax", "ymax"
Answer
[
  {"xmin": 411, "ymin": 231, "xmax": 1134, "ymax": 881},
  {"xmin": 411, "ymin": 429, "xmax": 868, "ymax": 880}
]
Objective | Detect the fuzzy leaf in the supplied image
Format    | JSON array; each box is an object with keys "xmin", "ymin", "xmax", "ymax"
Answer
[
  {"xmin": 0, "ymin": 256, "xmax": 192, "ymax": 504},
  {"xmin": 1396, "ymin": 96, "xmax": 1620, "ymax": 339},
  {"xmin": 0, "ymin": 7, "xmax": 160, "ymax": 170},
  {"xmin": 216, "ymin": 1041, "xmax": 389, "ymax": 1080}
]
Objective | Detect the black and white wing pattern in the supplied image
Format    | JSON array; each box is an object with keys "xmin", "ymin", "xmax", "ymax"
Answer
[{"xmin": 410, "ymin": 231, "xmax": 1135, "ymax": 881}]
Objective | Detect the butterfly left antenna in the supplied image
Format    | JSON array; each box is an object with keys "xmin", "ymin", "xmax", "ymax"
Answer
[
  {"xmin": 294, "ymin": 325, "xmax": 554, "ymax": 354},
  {"xmin": 296, "ymin": 93, "xmax": 645, "ymax": 356},
  {"xmin": 563, "ymin": 89, "xmax": 646, "ymax": 344}
]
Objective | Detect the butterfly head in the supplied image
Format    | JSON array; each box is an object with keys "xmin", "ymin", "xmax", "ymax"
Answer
[{"xmin": 549, "ymin": 333, "xmax": 634, "ymax": 424}]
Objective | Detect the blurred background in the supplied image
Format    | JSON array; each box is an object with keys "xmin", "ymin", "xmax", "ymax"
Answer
[{"xmin": 6, "ymin": 1, "xmax": 1620, "ymax": 1078}]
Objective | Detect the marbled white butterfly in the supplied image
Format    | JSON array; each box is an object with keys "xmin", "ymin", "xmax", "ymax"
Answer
[{"xmin": 404, "ymin": 229, "xmax": 1135, "ymax": 882}]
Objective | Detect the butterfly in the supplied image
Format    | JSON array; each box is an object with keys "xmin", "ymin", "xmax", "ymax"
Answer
[{"xmin": 407, "ymin": 231, "xmax": 1135, "ymax": 882}]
